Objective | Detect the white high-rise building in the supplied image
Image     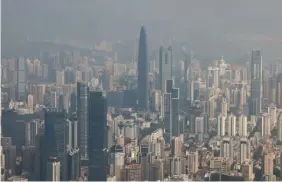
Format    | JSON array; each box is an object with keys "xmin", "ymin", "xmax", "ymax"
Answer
[
  {"xmin": 264, "ymin": 152, "xmax": 274, "ymax": 175},
  {"xmin": 221, "ymin": 98, "xmax": 228, "ymax": 117},
  {"xmin": 239, "ymin": 86, "xmax": 247, "ymax": 106},
  {"xmin": 260, "ymin": 113, "xmax": 271, "ymax": 139},
  {"xmin": 152, "ymin": 91, "xmax": 161, "ymax": 112},
  {"xmin": 189, "ymin": 80, "xmax": 195, "ymax": 101},
  {"xmin": 207, "ymin": 67, "xmax": 219, "ymax": 88},
  {"xmin": 228, "ymin": 114, "xmax": 236, "ymax": 137},
  {"xmin": 186, "ymin": 151, "xmax": 199, "ymax": 174},
  {"xmin": 27, "ymin": 94, "xmax": 34, "ymax": 108},
  {"xmin": 238, "ymin": 115, "xmax": 248, "ymax": 137},
  {"xmin": 195, "ymin": 116, "xmax": 204, "ymax": 134},
  {"xmin": 277, "ymin": 114, "xmax": 282, "ymax": 141},
  {"xmin": 232, "ymin": 88, "xmax": 240, "ymax": 107},
  {"xmin": 46, "ymin": 157, "xmax": 60, "ymax": 181},
  {"xmin": 220, "ymin": 137, "xmax": 233, "ymax": 159},
  {"xmin": 268, "ymin": 104, "xmax": 277, "ymax": 128},
  {"xmin": 217, "ymin": 115, "xmax": 226, "ymax": 137},
  {"xmin": 151, "ymin": 137, "xmax": 165, "ymax": 158},
  {"xmin": 50, "ymin": 92, "xmax": 57, "ymax": 108},
  {"xmin": 218, "ymin": 58, "xmax": 227, "ymax": 76},
  {"xmin": 109, "ymin": 151, "xmax": 125, "ymax": 180},
  {"xmin": 56, "ymin": 70, "xmax": 65, "ymax": 85},
  {"xmin": 240, "ymin": 138, "xmax": 251, "ymax": 163},
  {"xmin": 224, "ymin": 88, "xmax": 231, "ymax": 108}
]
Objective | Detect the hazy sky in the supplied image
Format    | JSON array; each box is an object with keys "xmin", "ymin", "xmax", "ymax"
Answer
[{"xmin": 2, "ymin": 0, "xmax": 282, "ymax": 60}]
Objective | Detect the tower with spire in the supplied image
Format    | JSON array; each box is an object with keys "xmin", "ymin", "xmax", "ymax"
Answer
[{"xmin": 137, "ymin": 26, "xmax": 149, "ymax": 112}]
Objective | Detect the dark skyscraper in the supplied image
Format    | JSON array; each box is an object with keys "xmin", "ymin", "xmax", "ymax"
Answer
[
  {"xmin": 14, "ymin": 57, "xmax": 26, "ymax": 101},
  {"xmin": 44, "ymin": 108, "xmax": 67, "ymax": 180},
  {"xmin": 167, "ymin": 46, "xmax": 173, "ymax": 78},
  {"xmin": 184, "ymin": 50, "xmax": 189, "ymax": 101},
  {"xmin": 58, "ymin": 94, "xmax": 64, "ymax": 110},
  {"xmin": 158, "ymin": 46, "xmax": 164, "ymax": 90},
  {"xmin": 65, "ymin": 147, "xmax": 80, "ymax": 181},
  {"xmin": 137, "ymin": 26, "xmax": 149, "ymax": 111},
  {"xmin": 164, "ymin": 79, "xmax": 180, "ymax": 143},
  {"xmin": 250, "ymin": 50, "xmax": 262, "ymax": 115},
  {"xmin": 69, "ymin": 92, "xmax": 77, "ymax": 114},
  {"xmin": 88, "ymin": 91, "xmax": 108, "ymax": 181},
  {"xmin": 276, "ymin": 73, "xmax": 282, "ymax": 107},
  {"xmin": 77, "ymin": 82, "xmax": 89, "ymax": 159}
]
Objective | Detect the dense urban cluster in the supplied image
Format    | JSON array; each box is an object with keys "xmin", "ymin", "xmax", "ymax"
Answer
[{"xmin": 1, "ymin": 26, "xmax": 282, "ymax": 181}]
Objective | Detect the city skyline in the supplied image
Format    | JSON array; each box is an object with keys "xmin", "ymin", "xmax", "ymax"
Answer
[{"xmin": 3, "ymin": 1, "xmax": 282, "ymax": 181}]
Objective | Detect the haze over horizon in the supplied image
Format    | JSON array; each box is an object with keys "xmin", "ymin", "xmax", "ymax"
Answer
[{"xmin": 2, "ymin": 0, "xmax": 282, "ymax": 61}]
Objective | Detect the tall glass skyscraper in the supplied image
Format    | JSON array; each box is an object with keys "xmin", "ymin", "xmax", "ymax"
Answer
[
  {"xmin": 183, "ymin": 49, "xmax": 191, "ymax": 101},
  {"xmin": 77, "ymin": 82, "xmax": 89, "ymax": 159},
  {"xmin": 14, "ymin": 57, "xmax": 26, "ymax": 101},
  {"xmin": 88, "ymin": 91, "xmax": 108, "ymax": 181},
  {"xmin": 44, "ymin": 108, "xmax": 67, "ymax": 180},
  {"xmin": 250, "ymin": 50, "xmax": 262, "ymax": 115},
  {"xmin": 137, "ymin": 26, "xmax": 149, "ymax": 111},
  {"xmin": 163, "ymin": 79, "xmax": 180, "ymax": 143},
  {"xmin": 159, "ymin": 46, "xmax": 173, "ymax": 94}
]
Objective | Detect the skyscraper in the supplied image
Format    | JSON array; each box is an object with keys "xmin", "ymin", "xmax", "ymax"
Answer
[
  {"xmin": 263, "ymin": 152, "xmax": 274, "ymax": 175},
  {"xmin": 238, "ymin": 115, "xmax": 248, "ymax": 137},
  {"xmin": 21, "ymin": 145, "xmax": 35, "ymax": 173},
  {"xmin": 207, "ymin": 67, "xmax": 219, "ymax": 88},
  {"xmin": 14, "ymin": 57, "xmax": 26, "ymax": 101},
  {"xmin": 46, "ymin": 157, "xmax": 60, "ymax": 181},
  {"xmin": 239, "ymin": 138, "xmax": 251, "ymax": 163},
  {"xmin": 260, "ymin": 113, "xmax": 271, "ymax": 140},
  {"xmin": 108, "ymin": 145, "xmax": 124, "ymax": 180},
  {"xmin": 137, "ymin": 26, "xmax": 149, "ymax": 111},
  {"xmin": 88, "ymin": 91, "xmax": 108, "ymax": 181},
  {"xmin": 227, "ymin": 114, "xmax": 236, "ymax": 137},
  {"xmin": 250, "ymin": 50, "xmax": 262, "ymax": 115},
  {"xmin": 276, "ymin": 73, "xmax": 282, "ymax": 107},
  {"xmin": 44, "ymin": 108, "xmax": 67, "ymax": 180},
  {"xmin": 163, "ymin": 79, "xmax": 180, "ymax": 142},
  {"xmin": 171, "ymin": 136, "xmax": 182, "ymax": 157},
  {"xmin": 69, "ymin": 92, "xmax": 77, "ymax": 114},
  {"xmin": 220, "ymin": 137, "xmax": 232, "ymax": 159},
  {"xmin": 24, "ymin": 120, "xmax": 39, "ymax": 146},
  {"xmin": 167, "ymin": 46, "xmax": 173, "ymax": 79},
  {"xmin": 65, "ymin": 147, "xmax": 80, "ymax": 181},
  {"xmin": 186, "ymin": 151, "xmax": 199, "ymax": 174},
  {"xmin": 77, "ymin": 82, "xmax": 89, "ymax": 159},
  {"xmin": 159, "ymin": 46, "xmax": 172, "ymax": 94},
  {"xmin": 221, "ymin": 98, "xmax": 228, "ymax": 117},
  {"xmin": 277, "ymin": 114, "xmax": 282, "ymax": 141},
  {"xmin": 217, "ymin": 115, "xmax": 226, "ymax": 137},
  {"xmin": 183, "ymin": 49, "xmax": 190, "ymax": 101},
  {"xmin": 159, "ymin": 46, "xmax": 165, "ymax": 91},
  {"xmin": 1, "ymin": 137, "xmax": 16, "ymax": 175},
  {"xmin": 35, "ymin": 133, "xmax": 45, "ymax": 180},
  {"xmin": 242, "ymin": 160, "xmax": 253, "ymax": 181},
  {"xmin": 124, "ymin": 164, "xmax": 142, "ymax": 181}
]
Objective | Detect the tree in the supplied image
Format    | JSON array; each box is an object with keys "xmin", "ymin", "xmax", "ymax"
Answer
[
  {"xmin": 253, "ymin": 146, "xmax": 263, "ymax": 160},
  {"xmin": 271, "ymin": 127, "xmax": 278, "ymax": 137},
  {"xmin": 119, "ymin": 75, "xmax": 129, "ymax": 86}
]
